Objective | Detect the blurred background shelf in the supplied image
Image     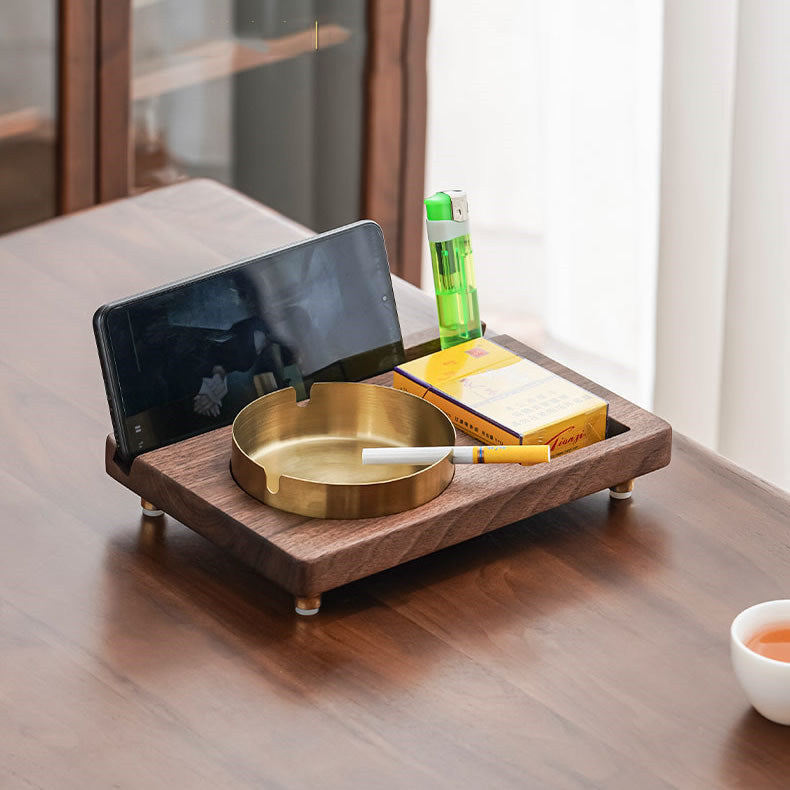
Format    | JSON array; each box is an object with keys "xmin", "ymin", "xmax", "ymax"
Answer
[
  {"xmin": 0, "ymin": 107, "xmax": 53, "ymax": 141},
  {"xmin": 132, "ymin": 25, "xmax": 350, "ymax": 101}
]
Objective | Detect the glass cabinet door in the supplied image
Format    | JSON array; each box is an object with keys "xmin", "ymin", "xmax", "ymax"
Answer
[
  {"xmin": 0, "ymin": 1, "xmax": 58, "ymax": 235},
  {"xmin": 131, "ymin": 0, "xmax": 367, "ymax": 233}
]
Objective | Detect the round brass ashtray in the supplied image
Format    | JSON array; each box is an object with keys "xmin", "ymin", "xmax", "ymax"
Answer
[{"xmin": 230, "ymin": 382, "xmax": 456, "ymax": 519}]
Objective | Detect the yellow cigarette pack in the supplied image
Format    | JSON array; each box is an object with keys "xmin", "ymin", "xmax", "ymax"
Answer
[{"xmin": 393, "ymin": 338, "xmax": 608, "ymax": 457}]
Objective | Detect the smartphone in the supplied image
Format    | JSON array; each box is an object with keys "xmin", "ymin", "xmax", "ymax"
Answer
[{"xmin": 94, "ymin": 220, "xmax": 405, "ymax": 462}]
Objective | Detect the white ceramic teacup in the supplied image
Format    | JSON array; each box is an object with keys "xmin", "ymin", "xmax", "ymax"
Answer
[{"xmin": 731, "ymin": 599, "xmax": 790, "ymax": 725}]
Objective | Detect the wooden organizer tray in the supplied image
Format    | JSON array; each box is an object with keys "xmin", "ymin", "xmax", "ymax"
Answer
[{"xmin": 106, "ymin": 336, "xmax": 671, "ymax": 615}]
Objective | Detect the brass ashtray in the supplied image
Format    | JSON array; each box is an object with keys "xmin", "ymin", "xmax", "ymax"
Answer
[{"xmin": 230, "ymin": 382, "xmax": 456, "ymax": 519}]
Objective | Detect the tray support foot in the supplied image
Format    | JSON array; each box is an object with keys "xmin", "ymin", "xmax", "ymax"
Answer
[
  {"xmin": 609, "ymin": 479, "xmax": 635, "ymax": 500},
  {"xmin": 294, "ymin": 595, "xmax": 322, "ymax": 616},
  {"xmin": 141, "ymin": 497, "xmax": 164, "ymax": 517}
]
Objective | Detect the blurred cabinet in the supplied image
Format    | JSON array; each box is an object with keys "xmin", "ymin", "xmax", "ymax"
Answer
[
  {"xmin": 0, "ymin": 2, "xmax": 59, "ymax": 234},
  {"xmin": 0, "ymin": 1, "xmax": 98, "ymax": 235},
  {"xmin": 0, "ymin": 0, "xmax": 427, "ymax": 284},
  {"xmin": 116, "ymin": 0, "xmax": 429, "ymax": 283},
  {"xmin": 129, "ymin": 1, "xmax": 369, "ymax": 235},
  {"xmin": 0, "ymin": 1, "xmax": 427, "ymax": 284}
]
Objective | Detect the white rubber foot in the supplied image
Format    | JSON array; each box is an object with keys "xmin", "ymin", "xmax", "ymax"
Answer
[
  {"xmin": 142, "ymin": 506, "xmax": 164, "ymax": 517},
  {"xmin": 294, "ymin": 606, "xmax": 320, "ymax": 616},
  {"xmin": 609, "ymin": 489, "xmax": 632, "ymax": 500}
]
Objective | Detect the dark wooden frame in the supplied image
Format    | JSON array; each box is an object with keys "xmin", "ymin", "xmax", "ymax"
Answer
[
  {"xmin": 364, "ymin": 0, "xmax": 429, "ymax": 286},
  {"xmin": 397, "ymin": 1, "xmax": 430, "ymax": 287},
  {"xmin": 364, "ymin": 0, "xmax": 408, "ymax": 279},
  {"xmin": 58, "ymin": 0, "xmax": 97, "ymax": 213},
  {"xmin": 96, "ymin": 0, "xmax": 131, "ymax": 202},
  {"xmin": 57, "ymin": 0, "xmax": 129, "ymax": 210}
]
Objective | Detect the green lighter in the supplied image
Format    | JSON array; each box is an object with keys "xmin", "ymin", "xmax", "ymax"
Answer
[{"xmin": 424, "ymin": 190, "xmax": 482, "ymax": 349}]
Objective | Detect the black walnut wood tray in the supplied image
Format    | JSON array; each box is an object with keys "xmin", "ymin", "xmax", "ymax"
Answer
[{"xmin": 106, "ymin": 336, "xmax": 671, "ymax": 615}]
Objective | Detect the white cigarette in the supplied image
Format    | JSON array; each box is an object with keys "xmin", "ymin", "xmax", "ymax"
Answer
[{"xmin": 362, "ymin": 445, "xmax": 550, "ymax": 466}]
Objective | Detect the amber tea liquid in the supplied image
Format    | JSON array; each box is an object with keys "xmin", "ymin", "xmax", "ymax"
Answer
[{"xmin": 745, "ymin": 624, "xmax": 790, "ymax": 662}]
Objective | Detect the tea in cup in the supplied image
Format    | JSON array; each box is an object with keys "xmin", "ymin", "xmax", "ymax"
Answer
[{"xmin": 731, "ymin": 599, "xmax": 790, "ymax": 725}]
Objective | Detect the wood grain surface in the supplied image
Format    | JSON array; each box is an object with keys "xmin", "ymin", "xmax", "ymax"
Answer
[
  {"xmin": 2, "ymin": 180, "xmax": 790, "ymax": 790},
  {"xmin": 105, "ymin": 336, "xmax": 671, "ymax": 599}
]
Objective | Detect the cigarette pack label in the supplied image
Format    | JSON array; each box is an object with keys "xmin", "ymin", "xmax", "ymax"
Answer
[{"xmin": 393, "ymin": 338, "xmax": 608, "ymax": 456}]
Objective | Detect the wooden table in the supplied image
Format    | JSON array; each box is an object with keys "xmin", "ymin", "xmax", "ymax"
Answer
[{"xmin": 1, "ymin": 180, "xmax": 788, "ymax": 789}]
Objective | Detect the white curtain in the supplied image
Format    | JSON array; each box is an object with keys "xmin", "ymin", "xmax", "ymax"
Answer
[
  {"xmin": 540, "ymin": 0, "xmax": 662, "ymax": 408},
  {"xmin": 425, "ymin": 0, "xmax": 663, "ymax": 406},
  {"xmin": 425, "ymin": 0, "xmax": 789, "ymax": 492},
  {"xmin": 655, "ymin": 0, "xmax": 790, "ymax": 491}
]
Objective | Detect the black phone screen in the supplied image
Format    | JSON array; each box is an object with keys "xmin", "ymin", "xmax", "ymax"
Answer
[{"xmin": 99, "ymin": 222, "xmax": 404, "ymax": 458}]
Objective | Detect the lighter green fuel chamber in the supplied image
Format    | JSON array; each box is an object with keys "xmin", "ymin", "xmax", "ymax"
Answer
[{"xmin": 424, "ymin": 190, "xmax": 482, "ymax": 349}]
